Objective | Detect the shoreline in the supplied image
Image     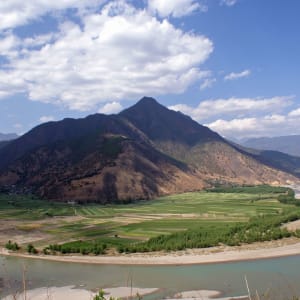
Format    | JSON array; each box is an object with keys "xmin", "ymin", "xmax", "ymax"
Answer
[
  {"xmin": 2, "ymin": 286, "xmax": 248, "ymax": 300},
  {"xmin": 1, "ymin": 238, "xmax": 300, "ymax": 266}
]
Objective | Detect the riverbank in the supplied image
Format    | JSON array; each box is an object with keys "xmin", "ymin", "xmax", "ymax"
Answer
[
  {"xmin": 3, "ymin": 286, "xmax": 160, "ymax": 300},
  {"xmin": 3, "ymin": 286, "xmax": 248, "ymax": 300},
  {"xmin": 1, "ymin": 237, "xmax": 300, "ymax": 265}
]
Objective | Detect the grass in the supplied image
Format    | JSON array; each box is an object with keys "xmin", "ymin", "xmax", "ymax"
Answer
[{"xmin": 0, "ymin": 185, "xmax": 299, "ymax": 253}]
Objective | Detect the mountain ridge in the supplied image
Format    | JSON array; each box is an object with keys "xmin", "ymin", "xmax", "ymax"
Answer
[
  {"xmin": 242, "ymin": 135, "xmax": 300, "ymax": 157},
  {"xmin": 0, "ymin": 97, "xmax": 298, "ymax": 202},
  {"xmin": 0, "ymin": 132, "xmax": 18, "ymax": 142}
]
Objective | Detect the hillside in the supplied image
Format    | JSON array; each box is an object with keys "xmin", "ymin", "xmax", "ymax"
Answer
[
  {"xmin": 242, "ymin": 135, "xmax": 300, "ymax": 157},
  {"xmin": 0, "ymin": 141, "xmax": 11, "ymax": 150},
  {"xmin": 121, "ymin": 98, "xmax": 297, "ymax": 186},
  {"xmin": 232, "ymin": 142, "xmax": 300, "ymax": 177},
  {"xmin": 0, "ymin": 97, "xmax": 298, "ymax": 202}
]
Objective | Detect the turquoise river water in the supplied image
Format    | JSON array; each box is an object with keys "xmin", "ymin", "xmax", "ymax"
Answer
[{"xmin": 1, "ymin": 254, "xmax": 300, "ymax": 299}]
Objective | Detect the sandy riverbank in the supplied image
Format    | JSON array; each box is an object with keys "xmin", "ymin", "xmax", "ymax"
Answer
[
  {"xmin": 2, "ymin": 286, "xmax": 160, "ymax": 300},
  {"xmin": 1, "ymin": 237, "xmax": 300, "ymax": 265},
  {"xmin": 2, "ymin": 286, "xmax": 249, "ymax": 300}
]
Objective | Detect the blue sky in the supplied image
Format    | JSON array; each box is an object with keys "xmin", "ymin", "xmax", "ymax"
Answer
[{"xmin": 0, "ymin": 0, "xmax": 300, "ymax": 139}]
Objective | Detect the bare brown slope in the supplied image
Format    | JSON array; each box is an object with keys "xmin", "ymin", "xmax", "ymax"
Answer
[
  {"xmin": 0, "ymin": 135, "xmax": 205, "ymax": 202},
  {"xmin": 0, "ymin": 97, "xmax": 298, "ymax": 203},
  {"xmin": 122, "ymin": 97, "xmax": 298, "ymax": 186}
]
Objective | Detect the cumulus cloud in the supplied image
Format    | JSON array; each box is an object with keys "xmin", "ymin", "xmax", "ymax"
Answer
[
  {"xmin": 206, "ymin": 113, "xmax": 300, "ymax": 139},
  {"xmin": 98, "ymin": 102, "xmax": 123, "ymax": 114},
  {"xmin": 220, "ymin": 0, "xmax": 238, "ymax": 6},
  {"xmin": 0, "ymin": 0, "xmax": 107, "ymax": 31},
  {"xmin": 288, "ymin": 108, "xmax": 300, "ymax": 117},
  {"xmin": 39, "ymin": 115, "xmax": 55, "ymax": 123},
  {"xmin": 148, "ymin": 0, "xmax": 207, "ymax": 18},
  {"xmin": 169, "ymin": 96, "xmax": 293, "ymax": 122},
  {"xmin": 0, "ymin": 1, "xmax": 213, "ymax": 111},
  {"xmin": 170, "ymin": 95, "xmax": 300, "ymax": 138},
  {"xmin": 224, "ymin": 69, "xmax": 251, "ymax": 81}
]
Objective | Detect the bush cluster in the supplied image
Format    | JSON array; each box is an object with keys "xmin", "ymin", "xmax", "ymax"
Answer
[
  {"xmin": 5, "ymin": 240, "xmax": 20, "ymax": 251},
  {"xmin": 207, "ymin": 185, "xmax": 289, "ymax": 194},
  {"xmin": 27, "ymin": 243, "xmax": 38, "ymax": 254},
  {"xmin": 45, "ymin": 240, "xmax": 107, "ymax": 255}
]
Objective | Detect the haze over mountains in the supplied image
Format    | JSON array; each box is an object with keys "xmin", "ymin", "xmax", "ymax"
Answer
[
  {"xmin": 0, "ymin": 133, "xmax": 18, "ymax": 150},
  {"xmin": 242, "ymin": 136, "xmax": 300, "ymax": 157},
  {"xmin": 0, "ymin": 133, "xmax": 18, "ymax": 142},
  {"xmin": 0, "ymin": 97, "xmax": 298, "ymax": 203}
]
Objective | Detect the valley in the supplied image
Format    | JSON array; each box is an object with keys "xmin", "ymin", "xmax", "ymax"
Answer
[{"xmin": 1, "ymin": 185, "xmax": 300, "ymax": 258}]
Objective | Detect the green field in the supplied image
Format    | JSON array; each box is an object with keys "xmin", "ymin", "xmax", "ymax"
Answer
[{"xmin": 0, "ymin": 185, "xmax": 299, "ymax": 254}]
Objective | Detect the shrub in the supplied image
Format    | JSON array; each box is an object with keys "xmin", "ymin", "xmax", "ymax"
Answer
[
  {"xmin": 27, "ymin": 243, "xmax": 38, "ymax": 254},
  {"xmin": 5, "ymin": 240, "xmax": 20, "ymax": 251}
]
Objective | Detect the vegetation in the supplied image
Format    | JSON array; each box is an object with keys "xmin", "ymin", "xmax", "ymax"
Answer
[
  {"xmin": 93, "ymin": 289, "xmax": 121, "ymax": 300},
  {"xmin": 277, "ymin": 188, "xmax": 300, "ymax": 206},
  {"xmin": 1, "ymin": 185, "xmax": 300, "ymax": 254},
  {"xmin": 27, "ymin": 243, "xmax": 38, "ymax": 254},
  {"xmin": 209, "ymin": 185, "xmax": 300, "ymax": 206},
  {"xmin": 100, "ymin": 136, "xmax": 125, "ymax": 158},
  {"xmin": 5, "ymin": 240, "xmax": 20, "ymax": 251},
  {"xmin": 120, "ymin": 210, "xmax": 300, "ymax": 253},
  {"xmin": 46, "ymin": 240, "xmax": 107, "ymax": 255},
  {"xmin": 207, "ymin": 184, "xmax": 290, "ymax": 194}
]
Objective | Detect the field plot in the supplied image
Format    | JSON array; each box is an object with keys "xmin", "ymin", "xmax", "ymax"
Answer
[{"xmin": 0, "ymin": 186, "xmax": 298, "ymax": 253}]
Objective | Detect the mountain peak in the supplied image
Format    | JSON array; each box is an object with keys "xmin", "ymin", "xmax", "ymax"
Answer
[
  {"xmin": 120, "ymin": 96, "xmax": 169, "ymax": 120},
  {"xmin": 133, "ymin": 96, "xmax": 164, "ymax": 110},
  {"xmin": 120, "ymin": 97, "xmax": 221, "ymax": 145},
  {"xmin": 138, "ymin": 96, "xmax": 158, "ymax": 104}
]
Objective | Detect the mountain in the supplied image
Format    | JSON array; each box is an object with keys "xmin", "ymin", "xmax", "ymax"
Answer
[
  {"xmin": 0, "ymin": 132, "xmax": 18, "ymax": 141},
  {"xmin": 242, "ymin": 135, "xmax": 300, "ymax": 157},
  {"xmin": 120, "ymin": 97, "xmax": 221, "ymax": 145},
  {"xmin": 230, "ymin": 142, "xmax": 300, "ymax": 178},
  {"xmin": 0, "ymin": 108, "xmax": 205, "ymax": 202},
  {"xmin": 121, "ymin": 98, "xmax": 297, "ymax": 185},
  {"xmin": 0, "ymin": 141, "xmax": 11, "ymax": 150},
  {"xmin": 0, "ymin": 97, "xmax": 298, "ymax": 203}
]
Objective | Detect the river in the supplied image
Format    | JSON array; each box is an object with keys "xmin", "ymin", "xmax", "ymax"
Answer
[
  {"xmin": 1, "ymin": 254, "xmax": 300, "ymax": 299},
  {"xmin": 2, "ymin": 185, "xmax": 300, "ymax": 299}
]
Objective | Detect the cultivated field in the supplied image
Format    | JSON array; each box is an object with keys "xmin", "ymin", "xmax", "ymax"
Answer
[{"xmin": 0, "ymin": 186, "xmax": 298, "ymax": 253}]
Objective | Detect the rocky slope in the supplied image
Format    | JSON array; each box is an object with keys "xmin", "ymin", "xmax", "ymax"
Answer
[{"xmin": 0, "ymin": 97, "xmax": 297, "ymax": 202}]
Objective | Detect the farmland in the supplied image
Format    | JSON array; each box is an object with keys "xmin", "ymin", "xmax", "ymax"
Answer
[{"xmin": 0, "ymin": 186, "xmax": 299, "ymax": 254}]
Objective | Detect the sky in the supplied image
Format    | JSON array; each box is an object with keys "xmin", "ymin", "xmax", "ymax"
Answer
[{"xmin": 0, "ymin": 0, "xmax": 300, "ymax": 140}]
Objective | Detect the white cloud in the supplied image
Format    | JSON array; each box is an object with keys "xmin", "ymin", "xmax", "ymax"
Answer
[
  {"xmin": 169, "ymin": 96, "xmax": 293, "ymax": 122},
  {"xmin": 220, "ymin": 0, "xmax": 238, "ymax": 6},
  {"xmin": 288, "ymin": 108, "xmax": 300, "ymax": 117},
  {"xmin": 206, "ymin": 113, "xmax": 300, "ymax": 139},
  {"xmin": 208, "ymin": 118, "xmax": 258, "ymax": 133},
  {"xmin": 98, "ymin": 102, "xmax": 123, "ymax": 114},
  {"xmin": 171, "ymin": 95, "xmax": 300, "ymax": 138},
  {"xmin": 148, "ymin": 0, "xmax": 207, "ymax": 18},
  {"xmin": 224, "ymin": 69, "xmax": 251, "ymax": 81},
  {"xmin": 200, "ymin": 77, "xmax": 216, "ymax": 90},
  {"xmin": 0, "ymin": 1, "xmax": 213, "ymax": 111},
  {"xmin": 0, "ymin": 0, "xmax": 107, "ymax": 31},
  {"xmin": 39, "ymin": 115, "xmax": 55, "ymax": 123}
]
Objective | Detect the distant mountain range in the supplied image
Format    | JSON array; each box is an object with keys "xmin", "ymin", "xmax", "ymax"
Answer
[
  {"xmin": 0, "ymin": 133, "xmax": 18, "ymax": 150},
  {"xmin": 242, "ymin": 135, "xmax": 300, "ymax": 157},
  {"xmin": 0, "ymin": 97, "xmax": 298, "ymax": 203},
  {"xmin": 0, "ymin": 133, "xmax": 18, "ymax": 142},
  {"xmin": 230, "ymin": 142, "xmax": 300, "ymax": 178}
]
